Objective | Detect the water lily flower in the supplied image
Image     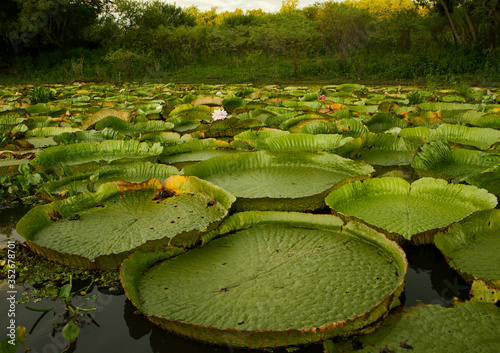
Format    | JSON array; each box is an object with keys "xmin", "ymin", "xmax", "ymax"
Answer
[
  {"xmin": 212, "ymin": 108, "xmax": 228, "ymax": 121},
  {"xmin": 216, "ymin": 91, "xmax": 223, "ymax": 96},
  {"xmin": 319, "ymin": 94, "xmax": 326, "ymax": 100}
]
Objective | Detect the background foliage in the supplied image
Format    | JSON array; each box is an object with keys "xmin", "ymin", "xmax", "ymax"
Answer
[{"xmin": 0, "ymin": 0, "xmax": 499, "ymax": 84}]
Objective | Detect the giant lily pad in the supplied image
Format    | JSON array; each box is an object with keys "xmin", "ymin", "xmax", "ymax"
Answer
[
  {"xmin": 362, "ymin": 113, "xmax": 408, "ymax": 132},
  {"xmin": 465, "ymin": 164, "xmax": 500, "ymax": 197},
  {"xmin": 121, "ymin": 212, "xmax": 407, "ymax": 349},
  {"xmin": 399, "ymin": 124, "xmax": 500, "ymax": 150},
  {"xmin": 25, "ymin": 127, "xmax": 82, "ymax": 138},
  {"xmin": 435, "ymin": 209, "xmax": 500, "ymax": 289},
  {"xmin": 325, "ymin": 177, "xmax": 497, "ymax": 243},
  {"xmin": 354, "ymin": 132, "xmax": 423, "ymax": 166},
  {"xmin": 95, "ymin": 116, "xmax": 174, "ymax": 134},
  {"xmin": 233, "ymin": 128, "xmax": 290, "ymax": 148},
  {"xmin": 412, "ymin": 140, "xmax": 500, "ymax": 182},
  {"xmin": 16, "ymin": 176, "xmax": 235, "ymax": 269},
  {"xmin": 342, "ymin": 301, "xmax": 500, "ymax": 353},
  {"xmin": 80, "ymin": 109, "xmax": 132, "ymax": 130},
  {"xmin": 41, "ymin": 161, "xmax": 181, "ymax": 194},
  {"xmin": 183, "ymin": 150, "xmax": 374, "ymax": 212},
  {"xmin": 255, "ymin": 133, "xmax": 358, "ymax": 157},
  {"xmin": 30, "ymin": 140, "xmax": 163, "ymax": 176},
  {"xmin": 159, "ymin": 138, "xmax": 240, "ymax": 167}
]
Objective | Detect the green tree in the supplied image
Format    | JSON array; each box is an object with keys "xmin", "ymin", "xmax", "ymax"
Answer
[
  {"xmin": 9, "ymin": 0, "xmax": 107, "ymax": 56},
  {"xmin": 414, "ymin": 0, "xmax": 500, "ymax": 49},
  {"xmin": 0, "ymin": 0, "xmax": 20, "ymax": 55},
  {"xmin": 113, "ymin": 0, "xmax": 195, "ymax": 29},
  {"xmin": 256, "ymin": 13, "xmax": 318, "ymax": 77},
  {"xmin": 307, "ymin": 2, "xmax": 374, "ymax": 62},
  {"xmin": 280, "ymin": 0, "xmax": 299, "ymax": 12}
]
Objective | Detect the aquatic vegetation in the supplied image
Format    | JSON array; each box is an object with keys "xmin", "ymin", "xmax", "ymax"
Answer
[
  {"xmin": 1, "ymin": 82, "xmax": 499, "ymax": 351},
  {"xmin": 325, "ymin": 177, "xmax": 497, "ymax": 243},
  {"xmin": 16, "ymin": 176, "xmax": 235, "ymax": 269},
  {"xmin": 121, "ymin": 212, "xmax": 407, "ymax": 349}
]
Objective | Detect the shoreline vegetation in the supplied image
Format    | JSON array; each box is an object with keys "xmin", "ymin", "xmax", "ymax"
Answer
[{"xmin": 0, "ymin": 0, "xmax": 499, "ymax": 87}]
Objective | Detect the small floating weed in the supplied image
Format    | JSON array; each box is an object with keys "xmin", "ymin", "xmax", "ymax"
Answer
[
  {"xmin": 0, "ymin": 244, "xmax": 120, "ymax": 302},
  {"xmin": 25, "ymin": 275, "xmax": 97, "ymax": 351},
  {"xmin": 0, "ymin": 326, "xmax": 28, "ymax": 353}
]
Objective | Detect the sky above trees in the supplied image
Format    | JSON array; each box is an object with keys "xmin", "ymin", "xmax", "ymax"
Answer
[{"xmin": 170, "ymin": 0, "xmax": 324, "ymax": 13}]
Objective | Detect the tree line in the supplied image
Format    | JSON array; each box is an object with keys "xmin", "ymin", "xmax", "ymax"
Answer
[{"xmin": 0, "ymin": 0, "xmax": 499, "ymax": 84}]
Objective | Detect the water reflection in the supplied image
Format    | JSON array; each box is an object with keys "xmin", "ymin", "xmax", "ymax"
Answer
[
  {"xmin": 124, "ymin": 299, "xmax": 151, "ymax": 340},
  {"xmin": 403, "ymin": 245, "xmax": 470, "ymax": 307},
  {"xmin": 0, "ymin": 203, "xmax": 32, "ymax": 244}
]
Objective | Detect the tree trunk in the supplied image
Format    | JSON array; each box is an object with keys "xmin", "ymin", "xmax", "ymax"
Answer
[
  {"xmin": 438, "ymin": 0, "xmax": 463, "ymax": 45},
  {"xmin": 488, "ymin": 0, "xmax": 499, "ymax": 50},
  {"xmin": 459, "ymin": 0, "xmax": 477, "ymax": 43}
]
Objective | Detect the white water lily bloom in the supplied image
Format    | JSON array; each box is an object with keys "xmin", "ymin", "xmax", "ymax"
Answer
[{"xmin": 212, "ymin": 108, "xmax": 228, "ymax": 121}]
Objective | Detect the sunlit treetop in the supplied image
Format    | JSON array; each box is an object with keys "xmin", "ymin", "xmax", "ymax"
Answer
[
  {"xmin": 186, "ymin": 5, "xmax": 264, "ymax": 25},
  {"xmin": 280, "ymin": 0, "xmax": 299, "ymax": 13},
  {"xmin": 345, "ymin": 0, "xmax": 419, "ymax": 13}
]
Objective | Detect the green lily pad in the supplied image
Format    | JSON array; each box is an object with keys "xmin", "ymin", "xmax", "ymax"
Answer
[
  {"xmin": 440, "ymin": 109, "xmax": 485, "ymax": 124},
  {"xmin": 344, "ymin": 301, "xmax": 500, "ymax": 353},
  {"xmin": 25, "ymin": 127, "xmax": 82, "ymax": 138},
  {"xmin": 168, "ymin": 103, "xmax": 212, "ymax": 120},
  {"xmin": 121, "ymin": 212, "xmax": 407, "ymax": 349},
  {"xmin": 233, "ymin": 128, "xmax": 290, "ymax": 148},
  {"xmin": 160, "ymin": 150, "xmax": 241, "ymax": 168},
  {"xmin": 418, "ymin": 102, "xmax": 481, "ymax": 111},
  {"xmin": 362, "ymin": 113, "xmax": 409, "ymax": 133},
  {"xmin": 41, "ymin": 161, "xmax": 181, "ymax": 194},
  {"xmin": 399, "ymin": 124, "xmax": 500, "ymax": 150},
  {"xmin": 354, "ymin": 132, "xmax": 423, "ymax": 166},
  {"xmin": 161, "ymin": 139, "xmax": 229, "ymax": 157},
  {"xmin": 30, "ymin": 140, "xmax": 163, "ymax": 175},
  {"xmin": 465, "ymin": 164, "xmax": 500, "ymax": 197},
  {"xmin": 53, "ymin": 128, "xmax": 125, "ymax": 144},
  {"xmin": 471, "ymin": 280, "xmax": 500, "ymax": 303},
  {"xmin": 183, "ymin": 150, "xmax": 374, "ymax": 212},
  {"xmin": 255, "ymin": 133, "xmax": 357, "ymax": 157},
  {"xmin": 16, "ymin": 176, "xmax": 235, "ymax": 269},
  {"xmin": 435, "ymin": 209, "xmax": 500, "ymax": 289},
  {"xmin": 412, "ymin": 140, "xmax": 500, "ymax": 182},
  {"xmin": 80, "ymin": 109, "xmax": 132, "ymax": 130},
  {"xmin": 95, "ymin": 116, "xmax": 174, "ymax": 134},
  {"xmin": 159, "ymin": 138, "xmax": 240, "ymax": 167},
  {"xmin": 336, "ymin": 83, "xmax": 366, "ymax": 92},
  {"xmin": 279, "ymin": 113, "xmax": 331, "ymax": 131},
  {"xmin": 325, "ymin": 177, "xmax": 497, "ymax": 242},
  {"xmin": 470, "ymin": 113, "xmax": 500, "ymax": 129}
]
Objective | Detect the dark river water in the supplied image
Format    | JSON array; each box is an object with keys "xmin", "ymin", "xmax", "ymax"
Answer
[{"xmin": 0, "ymin": 204, "xmax": 471, "ymax": 353}]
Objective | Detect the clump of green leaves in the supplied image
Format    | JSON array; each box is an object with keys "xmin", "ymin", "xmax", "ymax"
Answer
[
  {"xmin": 407, "ymin": 90, "xmax": 425, "ymax": 105},
  {"xmin": 28, "ymin": 87, "xmax": 54, "ymax": 104},
  {"xmin": 1, "ymin": 244, "xmax": 120, "ymax": 351},
  {"xmin": 0, "ymin": 244, "xmax": 120, "ymax": 302},
  {"xmin": 0, "ymin": 164, "xmax": 45, "ymax": 203},
  {"xmin": 0, "ymin": 130, "xmax": 8, "ymax": 147}
]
